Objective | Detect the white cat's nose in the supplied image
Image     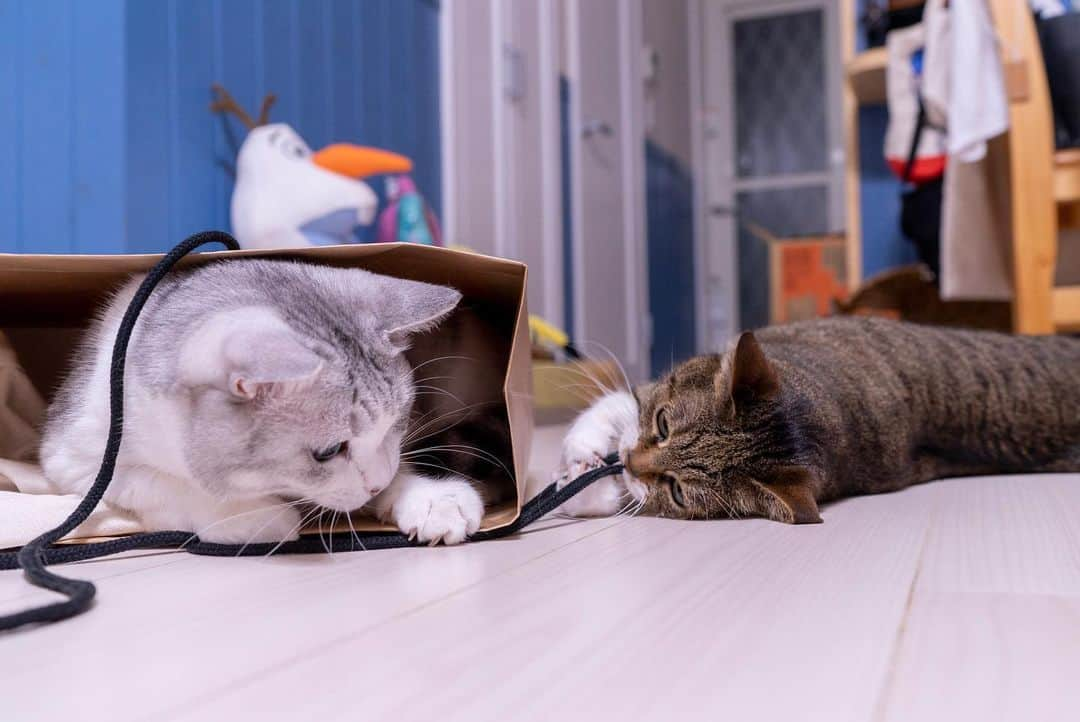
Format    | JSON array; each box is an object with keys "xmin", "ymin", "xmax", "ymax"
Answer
[{"xmin": 357, "ymin": 472, "xmax": 384, "ymax": 496}]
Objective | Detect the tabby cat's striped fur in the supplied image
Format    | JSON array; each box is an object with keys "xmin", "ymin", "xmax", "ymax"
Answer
[{"xmin": 560, "ymin": 317, "xmax": 1080, "ymax": 523}]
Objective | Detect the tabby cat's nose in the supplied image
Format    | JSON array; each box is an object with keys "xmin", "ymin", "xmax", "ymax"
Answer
[{"xmin": 626, "ymin": 449, "xmax": 658, "ymax": 478}]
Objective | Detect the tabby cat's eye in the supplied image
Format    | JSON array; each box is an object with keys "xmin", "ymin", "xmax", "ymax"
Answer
[
  {"xmin": 663, "ymin": 474, "xmax": 686, "ymax": 507},
  {"xmin": 312, "ymin": 441, "xmax": 348, "ymax": 462},
  {"xmin": 656, "ymin": 408, "xmax": 670, "ymax": 441}
]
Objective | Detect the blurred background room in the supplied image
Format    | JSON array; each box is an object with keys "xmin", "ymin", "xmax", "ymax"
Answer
[{"xmin": 2, "ymin": 0, "xmax": 1079, "ymax": 399}]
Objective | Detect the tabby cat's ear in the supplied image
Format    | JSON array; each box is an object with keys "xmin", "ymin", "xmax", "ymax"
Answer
[
  {"xmin": 760, "ymin": 465, "xmax": 822, "ymax": 524},
  {"xmin": 719, "ymin": 331, "xmax": 780, "ymax": 410},
  {"xmin": 632, "ymin": 382, "xmax": 657, "ymax": 406}
]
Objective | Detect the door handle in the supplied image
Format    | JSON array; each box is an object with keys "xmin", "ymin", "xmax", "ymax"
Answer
[{"xmin": 582, "ymin": 120, "xmax": 614, "ymax": 138}]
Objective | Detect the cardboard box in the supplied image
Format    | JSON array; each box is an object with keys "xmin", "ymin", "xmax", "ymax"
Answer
[
  {"xmin": 767, "ymin": 235, "xmax": 848, "ymax": 325},
  {"xmin": 0, "ymin": 243, "xmax": 532, "ymax": 536}
]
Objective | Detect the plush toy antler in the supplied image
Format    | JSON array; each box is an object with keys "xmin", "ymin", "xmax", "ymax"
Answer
[{"xmin": 210, "ymin": 83, "xmax": 277, "ymax": 129}]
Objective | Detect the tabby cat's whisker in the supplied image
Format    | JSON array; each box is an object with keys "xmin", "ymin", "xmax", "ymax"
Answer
[
  {"xmin": 552, "ymin": 382, "xmax": 604, "ymax": 406},
  {"xmin": 552, "ymin": 365, "xmax": 618, "ymax": 397},
  {"xmin": 577, "ymin": 339, "xmax": 633, "ymax": 392}
]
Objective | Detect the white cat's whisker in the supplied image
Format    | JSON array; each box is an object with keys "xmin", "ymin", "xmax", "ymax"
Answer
[
  {"xmin": 403, "ymin": 401, "xmax": 496, "ymax": 446},
  {"xmin": 264, "ymin": 507, "xmax": 321, "ymax": 557},
  {"xmin": 185, "ymin": 498, "xmax": 310, "ymax": 550},
  {"xmin": 411, "ymin": 385, "xmax": 466, "ymax": 406},
  {"xmin": 402, "ymin": 447, "xmax": 512, "ymax": 482},
  {"xmin": 405, "ymin": 401, "xmax": 485, "ymax": 440},
  {"xmin": 401, "ymin": 443, "xmax": 513, "ymax": 480},
  {"xmin": 329, "ymin": 511, "xmax": 340, "ymax": 555},
  {"xmin": 316, "ymin": 509, "xmax": 331, "ymax": 555},
  {"xmin": 404, "ymin": 460, "xmax": 483, "ymax": 485},
  {"xmin": 345, "ymin": 511, "xmax": 366, "ymax": 551},
  {"xmin": 234, "ymin": 499, "xmax": 319, "ymax": 556},
  {"xmin": 409, "ymin": 374, "xmax": 457, "ymax": 385},
  {"xmin": 408, "ymin": 354, "xmax": 475, "ymax": 376}
]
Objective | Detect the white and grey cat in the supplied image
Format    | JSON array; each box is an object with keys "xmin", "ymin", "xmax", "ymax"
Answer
[{"xmin": 40, "ymin": 259, "xmax": 484, "ymax": 544}]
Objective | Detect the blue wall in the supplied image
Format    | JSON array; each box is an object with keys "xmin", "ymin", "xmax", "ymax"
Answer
[
  {"xmin": 859, "ymin": 106, "xmax": 919, "ymax": 276},
  {"xmin": 645, "ymin": 139, "xmax": 696, "ymax": 376},
  {"xmin": 0, "ymin": 0, "xmax": 441, "ymax": 254},
  {"xmin": 0, "ymin": 0, "xmax": 127, "ymax": 253},
  {"xmin": 853, "ymin": 0, "xmax": 918, "ymax": 278}
]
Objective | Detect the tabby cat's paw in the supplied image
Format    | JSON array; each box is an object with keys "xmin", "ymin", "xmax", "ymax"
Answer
[
  {"xmin": 557, "ymin": 473, "xmax": 629, "ymax": 517},
  {"xmin": 392, "ymin": 477, "xmax": 483, "ymax": 545},
  {"xmin": 554, "ymin": 390, "xmax": 639, "ymax": 517}
]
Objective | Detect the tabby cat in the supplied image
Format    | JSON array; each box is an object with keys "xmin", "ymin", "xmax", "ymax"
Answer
[{"xmin": 556, "ymin": 317, "xmax": 1080, "ymax": 523}]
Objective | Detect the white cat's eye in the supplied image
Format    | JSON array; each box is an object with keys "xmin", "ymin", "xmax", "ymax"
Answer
[
  {"xmin": 312, "ymin": 441, "xmax": 348, "ymax": 463},
  {"xmin": 655, "ymin": 408, "xmax": 670, "ymax": 442}
]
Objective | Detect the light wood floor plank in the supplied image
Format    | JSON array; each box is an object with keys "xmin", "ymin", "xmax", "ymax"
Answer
[
  {"xmin": 878, "ymin": 474, "xmax": 1080, "ymax": 722},
  {"xmin": 0, "ymin": 515, "xmax": 622, "ymax": 722},
  {"xmin": 879, "ymin": 592, "xmax": 1080, "ymax": 722},
  {"xmin": 6, "ymin": 421, "xmax": 1080, "ymax": 722},
  {"xmin": 908, "ymin": 474, "xmax": 1080, "ymax": 596},
  {"xmin": 166, "ymin": 489, "xmax": 934, "ymax": 722}
]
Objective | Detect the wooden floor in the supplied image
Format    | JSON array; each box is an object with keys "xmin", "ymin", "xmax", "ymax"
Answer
[{"xmin": 3, "ymin": 424, "xmax": 1080, "ymax": 721}]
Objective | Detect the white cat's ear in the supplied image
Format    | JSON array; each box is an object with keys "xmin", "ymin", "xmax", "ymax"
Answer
[
  {"xmin": 375, "ymin": 277, "xmax": 462, "ymax": 348},
  {"xmin": 180, "ymin": 308, "xmax": 323, "ymax": 400},
  {"xmin": 223, "ymin": 329, "xmax": 323, "ymax": 400}
]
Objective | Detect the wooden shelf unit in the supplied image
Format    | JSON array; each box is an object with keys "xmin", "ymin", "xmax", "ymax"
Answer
[
  {"xmin": 845, "ymin": 46, "xmax": 1028, "ymax": 107},
  {"xmin": 839, "ymin": 0, "xmax": 1080, "ymax": 332},
  {"xmin": 846, "ymin": 46, "xmax": 888, "ymax": 105}
]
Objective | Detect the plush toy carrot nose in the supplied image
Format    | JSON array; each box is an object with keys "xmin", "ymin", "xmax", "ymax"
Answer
[{"xmin": 312, "ymin": 144, "xmax": 413, "ymax": 179}]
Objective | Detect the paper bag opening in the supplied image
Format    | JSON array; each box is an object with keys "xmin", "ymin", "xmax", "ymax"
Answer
[{"xmin": 0, "ymin": 243, "xmax": 533, "ymax": 539}]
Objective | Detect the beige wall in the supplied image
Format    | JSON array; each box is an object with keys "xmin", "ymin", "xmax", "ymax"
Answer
[{"xmin": 642, "ymin": 0, "xmax": 692, "ymax": 168}]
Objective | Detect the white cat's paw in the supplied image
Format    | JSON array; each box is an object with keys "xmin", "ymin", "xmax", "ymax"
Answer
[
  {"xmin": 392, "ymin": 478, "xmax": 483, "ymax": 546},
  {"xmin": 193, "ymin": 503, "xmax": 303, "ymax": 545}
]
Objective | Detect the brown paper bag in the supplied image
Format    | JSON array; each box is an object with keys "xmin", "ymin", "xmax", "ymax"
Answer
[
  {"xmin": 0, "ymin": 331, "xmax": 45, "ymax": 465},
  {"xmin": 0, "ymin": 243, "xmax": 532, "ymax": 536}
]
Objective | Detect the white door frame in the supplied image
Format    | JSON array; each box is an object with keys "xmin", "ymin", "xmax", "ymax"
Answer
[
  {"xmin": 536, "ymin": 0, "xmax": 564, "ymax": 329},
  {"xmin": 689, "ymin": 0, "xmax": 844, "ymax": 349},
  {"xmin": 439, "ymin": 0, "xmax": 565, "ymax": 326},
  {"xmin": 567, "ymin": 0, "xmax": 649, "ymax": 382}
]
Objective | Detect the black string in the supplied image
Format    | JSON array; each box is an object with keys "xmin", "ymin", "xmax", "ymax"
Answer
[{"xmin": 0, "ymin": 231, "xmax": 623, "ymax": 632}]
